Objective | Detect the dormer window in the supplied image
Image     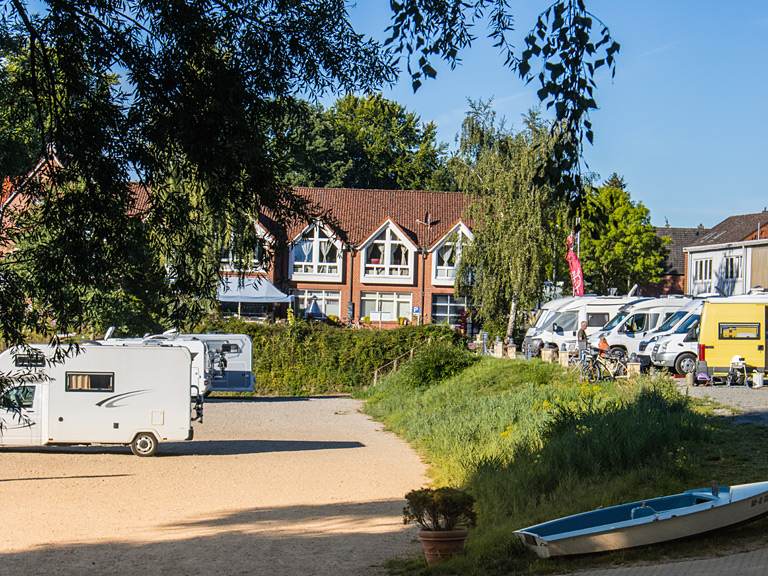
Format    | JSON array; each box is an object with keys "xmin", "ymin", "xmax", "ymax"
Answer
[
  {"xmin": 220, "ymin": 225, "xmax": 268, "ymax": 272},
  {"xmin": 361, "ymin": 222, "xmax": 416, "ymax": 284},
  {"xmin": 290, "ymin": 222, "xmax": 343, "ymax": 282},
  {"xmin": 431, "ymin": 224, "xmax": 472, "ymax": 286}
]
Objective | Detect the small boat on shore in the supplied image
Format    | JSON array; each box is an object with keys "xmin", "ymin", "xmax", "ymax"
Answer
[{"xmin": 515, "ymin": 481, "xmax": 768, "ymax": 558}]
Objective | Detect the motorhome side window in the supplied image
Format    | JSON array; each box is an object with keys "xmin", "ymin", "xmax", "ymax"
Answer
[
  {"xmin": 222, "ymin": 343, "xmax": 239, "ymax": 354},
  {"xmin": 718, "ymin": 323, "xmax": 760, "ymax": 340},
  {"xmin": 14, "ymin": 353, "xmax": 46, "ymax": 368},
  {"xmin": 66, "ymin": 372, "xmax": 115, "ymax": 392},
  {"xmin": 587, "ymin": 313, "xmax": 609, "ymax": 328}
]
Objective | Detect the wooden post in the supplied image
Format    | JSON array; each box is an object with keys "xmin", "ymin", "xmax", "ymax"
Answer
[
  {"xmin": 559, "ymin": 351, "xmax": 569, "ymax": 367},
  {"xmin": 627, "ymin": 362, "xmax": 641, "ymax": 377}
]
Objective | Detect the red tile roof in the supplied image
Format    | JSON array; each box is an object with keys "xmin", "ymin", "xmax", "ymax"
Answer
[{"xmin": 283, "ymin": 187, "xmax": 474, "ymax": 248}]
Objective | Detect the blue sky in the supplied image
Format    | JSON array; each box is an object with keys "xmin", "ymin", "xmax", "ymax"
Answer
[{"xmin": 323, "ymin": 1, "xmax": 768, "ymax": 229}]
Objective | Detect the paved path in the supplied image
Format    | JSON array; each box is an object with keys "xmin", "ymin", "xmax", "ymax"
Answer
[
  {"xmin": 566, "ymin": 548, "xmax": 768, "ymax": 576},
  {"xmin": 0, "ymin": 397, "xmax": 428, "ymax": 575}
]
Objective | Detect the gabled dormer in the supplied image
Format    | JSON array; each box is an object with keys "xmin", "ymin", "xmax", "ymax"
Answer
[
  {"xmin": 289, "ymin": 220, "xmax": 344, "ymax": 282},
  {"xmin": 220, "ymin": 221, "xmax": 270, "ymax": 272},
  {"xmin": 430, "ymin": 222, "xmax": 473, "ymax": 286},
  {"xmin": 359, "ymin": 219, "xmax": 417, "ymax": 284}
]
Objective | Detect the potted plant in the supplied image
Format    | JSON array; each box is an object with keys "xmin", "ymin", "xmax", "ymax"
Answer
[{"xmin": 403, "ymin": 487, "xmax": 477, "ymax": 565}]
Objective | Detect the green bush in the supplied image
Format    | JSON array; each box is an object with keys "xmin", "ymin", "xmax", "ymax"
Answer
[
  {"xmin": 396, "ymin": 339, "xmax": 478, "ymax": 389},
  {"xmin": 195, "ymin": 317, "xmax": 466, "ymax": 395}
]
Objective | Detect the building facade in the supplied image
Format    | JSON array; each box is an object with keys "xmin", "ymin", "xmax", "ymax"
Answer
[
  {"xmin": 684, "ymin": 211, "xmax": 768, "ymax": 296},
  {"xmin": 223, "ymin": 187, "xmax": 475, "ymax": 329}
]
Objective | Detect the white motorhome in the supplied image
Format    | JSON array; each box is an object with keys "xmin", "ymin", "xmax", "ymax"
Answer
[
  {"xmin": 589, "ymin": 296, "xmax": 692, "ymax": 360},
  {"xmin": 146, "ymin": 332, "xmax": 254, "ymax": 394},
  {"xmin": 524, "ymin": 295, "xmax": 648, "ymax": 355},
  {"xmin": 0, "ymin": 343, "xmax": 198, "ymax": 456},
  {"xmin": 101, "ymin": 337, "xmax": 217, "ymax": 399},
  {"xmin": 649, "ymin": 313, "xmax": 701, "ymax": 375}
]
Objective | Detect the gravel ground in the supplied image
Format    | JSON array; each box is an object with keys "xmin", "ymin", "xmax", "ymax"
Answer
[
  {"xmin": 0, "ymin": 397, "xmax": 428, "ymax": 575},
  {"xmin": 677, "ymin": 381, "xmax": 768, "ymax": 423}
]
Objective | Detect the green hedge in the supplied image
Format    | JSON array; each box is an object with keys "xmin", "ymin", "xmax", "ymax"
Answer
[{"xmin": 196, "ymin": 317, "xmax": 466, "ymax": 395}]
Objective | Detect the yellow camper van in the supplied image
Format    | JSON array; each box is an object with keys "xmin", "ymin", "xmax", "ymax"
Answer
[{"xmin": 698, "ymin": 293, "xmax": 768, "ymax": 384}]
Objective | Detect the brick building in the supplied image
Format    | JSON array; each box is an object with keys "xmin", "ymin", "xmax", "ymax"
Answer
[{"xmin": 219, "ymin": 187, "xmax": 475, "ymax": 328}]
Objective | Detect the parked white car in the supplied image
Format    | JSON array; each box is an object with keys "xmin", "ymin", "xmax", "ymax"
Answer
[
  {"xmin": 589, "ymin": 296, "xmax": 692, "ymax": 360},
  {"xmin": 649, "ymin": 314, "xmax": 701, "ymax": 374}
]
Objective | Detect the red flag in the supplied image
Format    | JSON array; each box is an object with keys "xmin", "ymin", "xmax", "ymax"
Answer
[{"xmin": 566, "ymin": 232, "xmax": 584, "ymax": 297}]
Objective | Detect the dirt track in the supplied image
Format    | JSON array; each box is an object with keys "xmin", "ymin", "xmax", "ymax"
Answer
[{"xmin": 0, "ymin": 397, "xmax": 428, "ymax": 575}]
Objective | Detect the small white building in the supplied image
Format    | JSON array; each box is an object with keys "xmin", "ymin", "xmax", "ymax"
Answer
[{"xmin": 684, "ymin": 211, "xmax": 768, "ymax": 296}]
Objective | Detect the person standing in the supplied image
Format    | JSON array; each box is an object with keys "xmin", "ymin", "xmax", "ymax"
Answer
[
  {"xmin": 577, "ymin": 321, "xmax": 588, "ymax": 342},
  {"xmin": 577, "ymin": 320, "xmax": 589, "ymax": 361}
]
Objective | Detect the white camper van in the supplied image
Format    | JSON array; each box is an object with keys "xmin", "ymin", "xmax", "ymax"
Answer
[
  {"xmin": 649, "ymin": 314, "xmax": 701, "ymax": 375},
  {"xmin": 0, "ymin": 343, "xmax": 198, "ymax": 456},
  {"xmin": 524, "ymin": 296, "xmax": 648, "ymax": 355},
  {"xmin": 147, "ymin": 332, "xmax": 254, "ymax": 393},
  {"xmin": 589, "ymin": 296, "xmax": 692, "ymax": 360},
  {"xmin": 101, "ymin": 337, "xmax": 217, "ymax": 399}
]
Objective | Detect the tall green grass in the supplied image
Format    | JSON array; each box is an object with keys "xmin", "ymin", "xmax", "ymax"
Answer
[{"xmin": 363, "ymin": 353, "xmax": 717, "ymax": 574}]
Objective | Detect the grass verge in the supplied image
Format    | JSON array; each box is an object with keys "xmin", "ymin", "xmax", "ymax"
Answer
[{"xmin": 361, "ymin": 350, "xmax": 768, "ymax": 575}]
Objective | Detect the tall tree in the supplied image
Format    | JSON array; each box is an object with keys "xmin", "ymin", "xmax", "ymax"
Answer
[
  {"xmin": 1, "ymin": 0, "xmax": 618, "ymax": 346},
  {"xmin": 281, "ymin": 94, "xmax": 455, "ymax": 191},
  {"xmin": 579, "ymin": 181, "xmax": 669, "ymax": 294},
  {"xmin": 453, "ymin": 103, "xmax": 564, "ymax": 338}
]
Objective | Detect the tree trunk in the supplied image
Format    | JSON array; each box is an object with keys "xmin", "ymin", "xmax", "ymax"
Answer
[{"xmin": 506, "ymin": 294, "xmax": 517, "ymax": 339}]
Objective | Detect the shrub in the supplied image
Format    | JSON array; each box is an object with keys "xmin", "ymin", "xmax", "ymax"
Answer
[
  {"xmin": 397, "ymin": 339, "xmax": 478, "ymax": 388},
  {"xmin": 403, "ymin": 487, "xmax": 477, "ymax": 531}
]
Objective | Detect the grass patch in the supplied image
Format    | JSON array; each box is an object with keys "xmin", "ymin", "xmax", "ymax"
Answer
[{"xmin": 364, "ymin": 356, "xmax": 768, "ymax": 574}]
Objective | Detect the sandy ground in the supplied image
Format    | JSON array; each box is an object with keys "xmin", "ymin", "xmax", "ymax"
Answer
[{"xmin": 0, "ymin": 397, "xmax": 428, "ymax": 575}]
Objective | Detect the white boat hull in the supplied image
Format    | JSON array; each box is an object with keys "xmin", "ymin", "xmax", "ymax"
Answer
[{"xmin": 516, "ymin": 482, "xmax": 768, "ymax": 558}]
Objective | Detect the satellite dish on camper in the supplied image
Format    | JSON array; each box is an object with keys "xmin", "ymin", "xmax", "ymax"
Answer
[
  {"xmin": 104, "ymin": 326, "xmax": 115, "ymax": 340},
  {"xmin": 628, "ymin": 284, "xmax": 638, "ymax": 296}
]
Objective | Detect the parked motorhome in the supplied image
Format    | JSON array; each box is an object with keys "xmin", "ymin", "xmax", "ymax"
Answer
[
  {"xmin": 649, "ymin": 314, "xmax": 701, "ymax": 375},
  {"xmin": 101, "ymin": 337, "xmax": 217, "ymax": 398},
  {"xmin": 589, "ymin": 296, "xmax": 692, "ymax": 360},
  {"xmin": 146, "ymin": 332, "xmax": 254, "ymax": 393},
  {"xmin": 0, "ymin": 343, "xmax": 199, "ymax": 456},
  {"xmin": 697, "ymin": 292, "xmax": 768, "ymax": 383},
  {"xmin": 524, "ymin": 295, "xmax": 648, "ymax": 355}
]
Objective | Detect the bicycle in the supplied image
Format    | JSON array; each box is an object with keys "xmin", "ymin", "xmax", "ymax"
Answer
[{"xmin": 575, "ymin": 348, "xmax": 628, "ymax": 382}]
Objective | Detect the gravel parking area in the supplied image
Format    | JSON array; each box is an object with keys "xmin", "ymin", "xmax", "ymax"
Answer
[
  {"xmin": 677, "ymin": 382, "xmax": 768, "ymax": 424},
  {"xmin": 0, "ymin": 397, "xmax": 428, "ymax": 575}
]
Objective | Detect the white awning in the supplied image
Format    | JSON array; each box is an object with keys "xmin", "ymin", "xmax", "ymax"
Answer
[{"xmin": 217, "ymin": 276, "xmax": 293, "ymax": 304}]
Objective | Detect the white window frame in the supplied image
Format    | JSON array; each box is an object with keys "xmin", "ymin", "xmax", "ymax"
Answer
[
  {"xmin": 431, "ymin": 223, "xmax": 473, "ymax": 286},
  {"xmin": 359, "ymin": 220, "xmax": 416, "ymax": 284},
  {"xmin": 360, "ymin": 291, "xmax": 412, "ymax": 321},
  {"xmin": 693, "ymin": 258, "xmax": 712, "ymax": 282},
  {"xmin": 220, "ymin": 222, "xmax": 269, "ymax": 272},
  {"xmin": 724, "ymin": 255, "xmax": 742, "ymax": 279},
  {"xmin": 431, "ymin": 294, "xmax": 468, "ymax": 325},
  {"xmin": 289, "ymin": 221, "xmax": 344, "ymax": 282},
  {"xmin": 291, "ymin": 289, "xmax": 342, "ymax": 318}
]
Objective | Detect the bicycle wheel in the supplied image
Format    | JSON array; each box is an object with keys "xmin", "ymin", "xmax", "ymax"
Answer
[{"xmin": 613, "ymin": 358, "xmax": 628, "ymax": 378}]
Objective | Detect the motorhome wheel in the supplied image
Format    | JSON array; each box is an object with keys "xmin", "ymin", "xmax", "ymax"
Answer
[
  {"xmin": 675, "ymin": 353, "xmax": 697, "ymax": 376},
  {"xmin": 131, "ymin": 433, "xmax": 158, "ymax": 457},
  {"xmin": 609, "ymin": 347, "xmax": 627, "ymax": 361}
]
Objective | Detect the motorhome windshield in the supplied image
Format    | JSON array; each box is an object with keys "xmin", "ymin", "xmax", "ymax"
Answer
[
  {"xmin": 552, "ymin": 311, "xmax": 579, "ymax": 332},
  {"xmin": 603, "ymin": 311, "xmax": 628, "ymax": 331},
  {"xmin": 534, "ymin": 309, "xmax": 557, "ymax": 329},
  {"xmin": 656, "ymin": 310, "xmax": 687, "ymax": 333},
  {"xmin": 675, "ymin": 314, "xmax": 700, "ymax": 334}
]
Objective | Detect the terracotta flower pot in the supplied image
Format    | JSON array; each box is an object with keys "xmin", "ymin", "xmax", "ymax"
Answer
[{"xmin": 417, "ymin": 529, "xmax": 468, "ymax": 565}]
